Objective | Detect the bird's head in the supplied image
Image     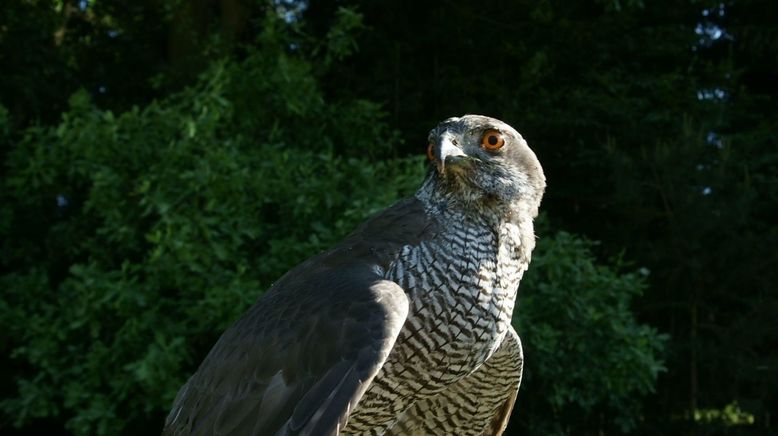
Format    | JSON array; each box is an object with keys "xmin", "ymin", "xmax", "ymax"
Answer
[{"xmin": 422, "ymin": 114, "xmax": 546, "ymax": 218}]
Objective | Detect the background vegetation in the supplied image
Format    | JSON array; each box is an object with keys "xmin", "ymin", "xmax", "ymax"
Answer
[{"xmin": 1, "ymin": 1, "xmax": 775, "ymax": 435}]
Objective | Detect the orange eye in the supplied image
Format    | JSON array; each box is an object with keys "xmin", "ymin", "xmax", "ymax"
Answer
[
  {"xmin": 427, "ymin": 142, "xmax": 435, "ymax": 161},
  {"xmin": 481, "ymin": 130, "xmax": 505, "ymax": 151}
]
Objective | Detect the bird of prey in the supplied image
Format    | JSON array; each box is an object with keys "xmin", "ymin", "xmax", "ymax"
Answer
[{"xmin": 163, "ymin": 115, "xmax": 546, "ymax": 436}]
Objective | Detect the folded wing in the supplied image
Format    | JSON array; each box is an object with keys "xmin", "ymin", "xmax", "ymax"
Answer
[{"xmin": 163, "ymin": 264, "xmax": 409, "ymax": 436}]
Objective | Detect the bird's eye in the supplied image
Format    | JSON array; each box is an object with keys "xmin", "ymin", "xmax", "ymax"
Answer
[
  {"xmin": 427, "ymin": 142, "xmax": 435, "ymax": 161},
  {"xmin": 481, "ymin": 130, "xmax": 505, "ymax": 151}
]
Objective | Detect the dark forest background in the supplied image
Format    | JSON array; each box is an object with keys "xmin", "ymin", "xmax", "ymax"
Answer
[{"xmin": 1, "ymin": 0, "xmax": 776, "ymax": 435}]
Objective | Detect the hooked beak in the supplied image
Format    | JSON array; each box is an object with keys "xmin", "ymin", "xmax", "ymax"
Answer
[{"xmin": 434, "ymin": 133, "xmax": 473, "ymax": 175}]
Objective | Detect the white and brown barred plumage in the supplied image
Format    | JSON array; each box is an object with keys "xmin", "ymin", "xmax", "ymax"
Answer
[{"xmin": 163, "ymin": 115, "xmax": 546, "ymax": 436}]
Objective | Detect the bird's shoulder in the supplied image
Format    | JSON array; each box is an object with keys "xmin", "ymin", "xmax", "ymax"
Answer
[
  {"xmin": 339, "ymin": 195, "xmax": 438, "ymax": 267},
  {"xmin": 236, "ymin": 195, "xmax": 434, "ymax": 346}
]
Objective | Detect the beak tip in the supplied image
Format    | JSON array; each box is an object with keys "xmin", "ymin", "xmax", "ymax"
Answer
[{"xmin": 433, "ymin": 133, "xmax": 469, "ymax": 175}]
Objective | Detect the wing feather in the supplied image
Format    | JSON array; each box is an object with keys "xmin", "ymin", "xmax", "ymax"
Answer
[{"xmin": 163, "ymin": 198, "xmax": 433, "ymax": 436}]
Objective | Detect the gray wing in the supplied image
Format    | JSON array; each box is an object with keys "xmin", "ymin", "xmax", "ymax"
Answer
[
  {"xmin": 385, "ymin": 326, "xmax": 524, "ymax": 436},
  {"xmin": 163, "ymin": 198, "xmax": 434, "ymax": 436}
]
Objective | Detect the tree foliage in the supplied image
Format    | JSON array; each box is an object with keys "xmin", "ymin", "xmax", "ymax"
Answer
[
  {"xmin": 2, "ymin": 0, "xmax": 775, "ymax": 435},
  {"xmin": 514, "ymin": 230, "xmax": 666, "ymax": 435}
]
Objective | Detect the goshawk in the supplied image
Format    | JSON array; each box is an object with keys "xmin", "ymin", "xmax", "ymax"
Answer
[{"xmin": 163, "ymin": 114, "xmax": 546, "ymax": 435}]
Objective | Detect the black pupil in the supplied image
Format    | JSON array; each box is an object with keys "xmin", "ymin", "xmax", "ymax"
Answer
[{"xmin": 488, "ymin": 135, "xmax": 499, "ymax": 146}]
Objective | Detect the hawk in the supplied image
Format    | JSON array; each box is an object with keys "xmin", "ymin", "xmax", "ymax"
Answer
[{"xmin": 163, "ymin": 115, "xmax": 546, "ymax": 435}]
